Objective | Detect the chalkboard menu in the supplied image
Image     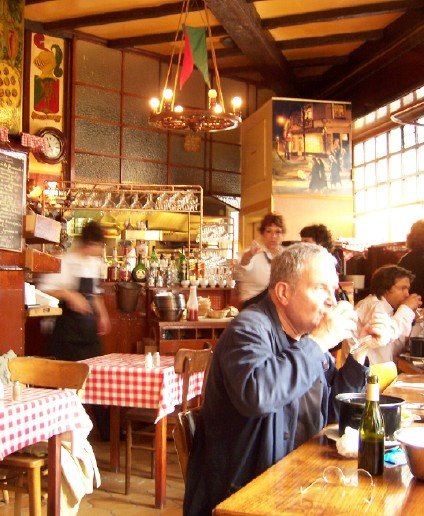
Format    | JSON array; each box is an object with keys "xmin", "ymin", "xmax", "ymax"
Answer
[{"xmin": 0, "ymin": 148, "xmax": 26, "ymax": 252}]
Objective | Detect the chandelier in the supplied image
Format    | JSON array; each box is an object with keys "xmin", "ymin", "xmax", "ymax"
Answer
[{"xmin": 148, "ymin": 0, "xmax": 242, "ymax": 133}]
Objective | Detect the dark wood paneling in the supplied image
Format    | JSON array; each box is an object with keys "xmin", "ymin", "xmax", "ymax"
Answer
[{"xmin": 0, "ymin": 270, "xmax": 24, "ymax": 355}]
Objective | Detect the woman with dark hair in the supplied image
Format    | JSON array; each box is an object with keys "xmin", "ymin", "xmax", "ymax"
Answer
[
  {"xmin": 235, "ymin": 212, "xmax": 286, "ymax": 307},
  {"xmin": 300, "ymin": 223, "xmax": 333, "ymax": 251},
  {"xmin": 398, "ymin": 219, "xmax": 424, "ymax": 299}
]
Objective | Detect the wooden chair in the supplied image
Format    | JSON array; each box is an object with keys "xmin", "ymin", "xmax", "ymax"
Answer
[
  {"xmin": 0, "ymin": 357, "xmax": 90, "ymax": 516},
  {"xmin": 124, "ymin": 343, "xmax": 212, "ymax": 494},
  {"xmin": 173, "ymin": 407, "xmax": 202, "ymax": 484}
]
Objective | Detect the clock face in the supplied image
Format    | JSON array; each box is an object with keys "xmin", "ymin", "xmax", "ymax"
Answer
[
  {"xmin": 44, "ymin": 133, "xmax": 63, "ymax": 159},
  {"xmin": 34, "ymin": 127, "xmax": 66, "ymax": 164}
]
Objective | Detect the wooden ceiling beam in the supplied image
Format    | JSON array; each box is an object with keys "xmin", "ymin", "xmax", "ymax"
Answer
[
  {"xmin": 42, "ymin": 1, "xmax": 203, "ymax": 31},
  {"xmin": 205, "ymin": 0, "xmax": 299, "ymax": 96},
  {"xmin": 262, "ymin": 0, "xmax": 424, "ymax": 30},
  {"xmin": 109, "ymin": 25, "xmax": 227, "ymax": 49},
  {"xmin": 289, "ymin": 56, "xmax": 349, "ymax": 68},
  {"xmin": 315, "ymin": 10, "xmax": 424, "ymax": 104},
  {"xmin": 276, "ymin": 30, "xmax": 383, "ymax": 50}
]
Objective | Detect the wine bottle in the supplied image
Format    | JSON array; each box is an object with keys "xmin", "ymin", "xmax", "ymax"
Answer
[
  {"xmin": 132, "ymin": 253, "xmax": 147, "ymax": 283},
  {"xmin": 186, "ymin": 285, "xmax": 199, "ymax": 321},
  {"xmin": 358, "ymin": 374, "xmax": 385, "ymax": 476},
  {"xmin": 178, "ymin": 246, "xmax": 188, "ymax": 282}
]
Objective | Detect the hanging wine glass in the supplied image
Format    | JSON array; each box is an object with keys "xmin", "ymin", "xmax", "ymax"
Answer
[
  {"xmin": 101, "ymin": 192, "xmax": 115, "ymax": 208},
  {"xmin": 130, "ymin": 193, "xmax": 142, "ymax": 209},
  {"xmin": 115, "ymin": 192, "xmax": 129, "ymax": 209}
]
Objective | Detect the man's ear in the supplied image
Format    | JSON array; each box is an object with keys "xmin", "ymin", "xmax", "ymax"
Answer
[{"xmin": 274, "ymin": 282, "xmax": 291, "ymax": 306}]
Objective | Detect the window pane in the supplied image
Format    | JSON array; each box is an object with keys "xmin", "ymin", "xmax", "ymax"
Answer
[
  {"xmin": 418, "ymin": 145, "xmax": 424, "ymax": 172},
  {"xmin": 375, "ymin": 134, "xmax": 387, "ymax": 158},
  {"xmin": 403, "ymin": 176, "xmax": 417, "ymax": 203},
  {"xmin": 390, "ymin": 180, "xmax": 402, "ymax": 204},
  {"xmin": 417, "ymin": 118, "xmax": 424, "ymax": 144},
  {"xmin": 355, "ymin": 190, "xmax": 365, "ymax": 212},
  {"xmin": 403, "ymin": 124, "xmax": 416, "ymax": 149},
  {"xmin": 364, "ymin": 138, "xmax": 375, "ymax": 163},
  {"xmin": 365, "ymin": 187, "xmax": 376, "ymax": 211},
  {"xmin": 418, "ymin": 174, "xmax": 424, "ymax": 201},
  {"xmin": 364, "ymin": 162, "xmax": 376, "ymax": 186},
  {"xmin": 354, "ymin": 166, "xmax": 365, "ymax": 189},
  {"xmin": 389, "ymin": 153, "xmax": 402, "ymax": 179},
  {"xmin": 376, "ymin": 184, "xmax": 388, "ymax": 208},
  {"xmin": 402, "ymin": 149, "xmax": 417, "ymax": 176},
  {"xmin": 389, "ymin": 127, "xmax": 402, "ymax": 153},
  {"xmin": 353, "ymin": 143, "xmax": 364, "ymax": 166},
  {"xmin": 376, "ymin": 158, "xmax": 388, "ymax": 183}
]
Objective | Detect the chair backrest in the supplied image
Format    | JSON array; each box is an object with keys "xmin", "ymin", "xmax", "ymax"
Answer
[
  {"xmin": 174, "ymin": 343, "xmax": 212, "ymax": 411},
  {"xmin": 8, "ymin": 357, "xmax": 90, "ymax": 396},
  {"xmin": 173, "ymin": 407, "xmax": 201, "ymax": 484},
  {"xmin": 370, "ymin": 361, "xmax": 398, "ymax": 392}
]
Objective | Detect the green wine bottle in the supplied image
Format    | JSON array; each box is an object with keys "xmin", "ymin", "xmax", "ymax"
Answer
[
  {"xmin": 132, "ymin": 253, "xmax": 147, "ymax": 283},
  {"xmin": 358, "ymin": 374, "xmax": 385, "ymax": 475}
]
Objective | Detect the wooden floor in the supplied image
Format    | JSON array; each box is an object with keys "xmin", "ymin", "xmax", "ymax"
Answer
[{"xmin": 0, "ymin": 433, "xmax": 184, "ymax": 515}]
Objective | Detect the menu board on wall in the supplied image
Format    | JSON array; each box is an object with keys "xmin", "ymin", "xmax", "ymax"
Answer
[{"xmin": 0, "ymin": 148, "xmax": 26, "ymax": 252}]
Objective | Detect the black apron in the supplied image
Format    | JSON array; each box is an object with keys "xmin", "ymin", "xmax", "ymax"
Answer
[{"xmin": 48, "ymin": 277, "xmax": 101, "ymax": 360}]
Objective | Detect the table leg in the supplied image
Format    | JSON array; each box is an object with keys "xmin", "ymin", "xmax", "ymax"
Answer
[
  {"xmin": 155, "ymin": 415, "xmax": 167, "ymax": 509},
  {"xmin": 110, "ymin": 406, "xmax": 121, "ymax": 472},
  {"xmin": 47, "ymin": 434, "xmax": 61, "ymax": 516}
]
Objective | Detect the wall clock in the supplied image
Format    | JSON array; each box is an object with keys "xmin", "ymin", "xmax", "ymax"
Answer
[{"xmin": 33, "ymin": 127, "xmax": 66, "ymax": 164}]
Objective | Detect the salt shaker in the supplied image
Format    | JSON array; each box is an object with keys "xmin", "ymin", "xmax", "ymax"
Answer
[
  {"xmin": 145, "ymin": 352, "xmax": 153, "ymax": 369},
  {"xmin": 153, "ymin": 352, "xmax": 160, "ymax": 367},
  {"xmin": 12, "ymin": 380, "xmax": 22, "ymax": 401}
]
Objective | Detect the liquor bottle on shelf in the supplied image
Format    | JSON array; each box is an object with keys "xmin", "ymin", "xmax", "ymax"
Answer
[
  {"xmin": 186, "ymin": 285, "xmax": 199, "ymax": 321},
  {"xmin": 100, "ymin": 243, "xmax": 109, "ymax": 281},
  {"xmin": 358, "ymin": 374, "xmax": 385, "ymax": 476},
  {"xmin": 149, "ymin": 245, "xmax": 159, "ymax": 282},
  {"xmin": 178, "ymin": 246, "xmax": 188, "ymax": 283},
  {"xmin": 107, "ymin": 246, "xmax": 119, "ymax": 281},
  {"xmin": 168, "ymin": 252, "xmax": 179, "ymax": 286},
  {"xmin": 132, "ymin": 253, "xmax": 147, "ymax": 283}
]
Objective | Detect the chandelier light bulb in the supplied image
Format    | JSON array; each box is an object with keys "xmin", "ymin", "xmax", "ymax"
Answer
[
  {"xmin": 174, "ymin": 105, "xmax": 184, "ymax": 113},
  {"xmin": 163, "ymin": 89, "xmax": 173, "ymax": 100},
  {"xmin": 214, "ymin": 104, "xmax": 223, "ymax": 114},
  {"xmin": 149, "ymin": 97, "xmax": 160, "ymax": 112},
  {"xmin": 231, "ymin": 97, "xmax": 242, "ymax": 110},
  {"xmin": 208, "ymin": 89, "xmax": 218, "ymax": 99}
]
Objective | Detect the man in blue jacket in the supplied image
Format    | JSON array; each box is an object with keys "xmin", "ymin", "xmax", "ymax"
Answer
[{"xmin": 184, "ymin": 243, "xmax": 390, "ymax": 515}]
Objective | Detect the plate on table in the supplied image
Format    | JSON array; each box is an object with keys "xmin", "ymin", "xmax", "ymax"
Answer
[{"xmin": 324, "ymin": 425, "xmax": 399, "ymax": 449}]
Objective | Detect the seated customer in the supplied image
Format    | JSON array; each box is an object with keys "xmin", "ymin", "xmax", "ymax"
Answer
[
  {"xmin": 184, "ymin": 243, "xmax": 390, "ymax": 515},
  {"xmin": 341, "ymin": 264, "xmax": 422, "ymax": 365}
]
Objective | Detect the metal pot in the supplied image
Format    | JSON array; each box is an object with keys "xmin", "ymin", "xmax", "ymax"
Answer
[
  {"xmin": 336, "ymin": 392, "xmax": 404, "ymax": 440},
  {"xmin": 154, "ymin": 292, "xmax": 186, "ymax": 310},
  {"xmin": 410, "ymin": 337, "xmax": 424, "ymax": 357}
]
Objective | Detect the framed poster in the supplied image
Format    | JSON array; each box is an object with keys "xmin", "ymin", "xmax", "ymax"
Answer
[
  {"xmin": 0, "ymin": 148, "xmax": 26, "ymax": 251},
  {"xmin": 272, "ymin": 98, "xmax": 352, "ymax": 197}
]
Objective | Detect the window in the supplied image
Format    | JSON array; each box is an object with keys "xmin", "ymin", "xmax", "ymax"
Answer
[{"xmin": 353, "ymin": 86, "xmax": 424, "ymax": 244}]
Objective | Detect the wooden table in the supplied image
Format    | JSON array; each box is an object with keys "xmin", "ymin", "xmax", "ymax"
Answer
[
  {"xmin": 384, "ymin": 372, "xmax": 424, "ymax": 404},
  {"xmin": 80, "ymin": 353, "xmax": 205, "ymax": 508},
  {"xmin": 0, "ymin": 385, "xmax": 92, "ymax": 516},
  {"xmin": 214, "ymin": 374, "xmax": 424, "ymax": 515},
  {"xmin": 396, "ymin": 355, "xmax": 424, "ymax": 375},
  {"xmin": 214, "ymin": 431, "xmax": 424, "ymax": 515}
]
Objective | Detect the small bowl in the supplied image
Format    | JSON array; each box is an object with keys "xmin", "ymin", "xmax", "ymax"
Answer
[
  {"xmin": 199, "ymin": 279, "xmax": 209, "ymax": 288},
  {"xmin": 181, "ymin": 280, "xmax": 190, "ymax": 288},
  {"xmin": 395, "ymin": 427, "xmax": 424, "ymax": 480},
  {"xmin": 208, "ymin": 308, "xmax": 229, "ymax": 319}
]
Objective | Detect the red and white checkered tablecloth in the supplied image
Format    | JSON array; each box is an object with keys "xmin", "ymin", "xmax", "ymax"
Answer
[
  {"xmin": 0, "ymin": 386, "xmax": 93, "ymax": 461},
  {"xmin": 80, "ymin": 353, "xmax": 205, "ymax": 422}
]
